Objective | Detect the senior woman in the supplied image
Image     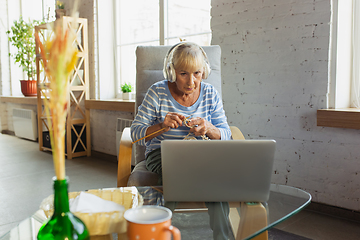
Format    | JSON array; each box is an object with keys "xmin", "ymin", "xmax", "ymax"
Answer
[
  {"xmin": 131, "ymin": 42, "xmax": 232, "ymax": 182},
  {"xmin": 131, "ymin": 42, "xmax": 232, "ymax": 240}
]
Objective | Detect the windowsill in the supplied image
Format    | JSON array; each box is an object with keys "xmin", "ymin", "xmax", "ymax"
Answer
[
  {"xmin": 0, "ymin": 96, "xmax": 135, "ymax": 113},
  {"xmin": 0, "ymin": 96, "xmax": 38, "ymax": 105},
  {"xmin": 85, "ymin": 99, "xmax": 135, "ymax": 112},
  {"xmin": 317, "ymin": 108, "xmax": 360, "ymax": 129}
]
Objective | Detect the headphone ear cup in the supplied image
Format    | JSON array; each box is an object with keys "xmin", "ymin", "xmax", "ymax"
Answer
[
  {"xmin": 164, "ymin": 42, "xmax": 184, "ymax": 82},
  {"xmin": 168, "ymin": 63, "xmax": 176, "ymax": 82},
  {"xmin": 199, "ymin": 46, "xmax": 211, "ymax": 79},
  {"xmin": 203, "ymin": 60, "xmax": 211, "ymax": 79},
  {"xmin": 163, "ymin": 57, "xmax": 169, "ymax": 80}
]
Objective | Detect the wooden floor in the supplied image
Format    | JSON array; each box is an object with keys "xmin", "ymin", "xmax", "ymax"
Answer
[
  {"xmin": 0, "ymin": 133, "xmax": 118, "ymax": 237},
  {"xmin": 1, "ymin": 133, "xmax": 360, "ymax": 239}
]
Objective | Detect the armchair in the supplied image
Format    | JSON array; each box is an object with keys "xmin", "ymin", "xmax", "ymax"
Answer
[{"xmin": 117, "ymin": 45, "xmax": 244, "ymax": 188}]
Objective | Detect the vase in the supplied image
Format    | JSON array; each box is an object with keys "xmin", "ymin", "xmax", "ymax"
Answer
[
  {"xmin": 55, "ymin": 9, "xmax": 66, "ymax": 19},
  {"xmin": 20, "ymin": 80, "xmax": 37, "ymax": 97},
  {"xmin": 37, "ymin": 177, "xmax": 90, "ymax": 240},
  {"xmin": 122, "ymin": 92, "xmax": 133, "ymax": 100}
]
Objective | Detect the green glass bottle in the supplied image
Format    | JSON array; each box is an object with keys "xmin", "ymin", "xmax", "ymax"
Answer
[{"xmin": 37, "ymin": 177, "xmax": 90, "ymax": 240}]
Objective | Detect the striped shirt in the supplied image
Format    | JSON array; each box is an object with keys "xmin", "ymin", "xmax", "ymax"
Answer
[{"xmin": 131, "ymin": 80, "xmax": 231, "ymax": 157}]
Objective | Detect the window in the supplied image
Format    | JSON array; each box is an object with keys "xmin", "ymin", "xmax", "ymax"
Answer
[
  {"xmin": 0, "ymin": 0, "xmax": 55, "ymax": 96},
  {"xmin": 113, "ymin": 0, "xmax": 211, "ymax": 98},
  {"xmin": 114, "ymin": 0, "xmax": 159, "ymax": 99},
  {"xmin": 317, "ymin": 0, "xmax": 360, "ymax": 129},
  {"xmin": 329, "ymin": 0, "xmax": 360, "ymax": 109}
]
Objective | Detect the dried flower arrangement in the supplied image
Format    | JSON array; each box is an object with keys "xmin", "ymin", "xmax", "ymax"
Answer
[{"xmin": 35, "ymin": 16, "xmax": 79, "ymax": 180}]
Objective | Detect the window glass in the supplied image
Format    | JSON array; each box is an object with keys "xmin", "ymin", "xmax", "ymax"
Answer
[
  {"xmin": 167, "ymin": 0, "xmax": 211, "ymax": 46},
  {"xmin": 117, "ymin": 42, "xmax": 158, "ymax": 92},
  {"xmin": 117, "ymin": 0, "xmax": 159, "ymax": 45},
  {"xmin": 22, "ymin": 0, "xmax": 43, "ymax": 20},
  {"xmin": 3, "ymin": 0, "xmax": 55, "ymax": 96},
  {"xmin": 115, "ymin": 0, "xmax": 159, "ymax": 97}
]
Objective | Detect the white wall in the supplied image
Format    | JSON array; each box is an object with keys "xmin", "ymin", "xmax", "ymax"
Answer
[
  {"xmin": 0, "ymin": 102, "xmax": 37, "ymax": 132},
  {"xmin": 90, "ymin": 109, "xmax": 133, "ymax": 156},
  {"xmin": 211, "ymin": 0, "xmax": 360, "ymax": 211}
]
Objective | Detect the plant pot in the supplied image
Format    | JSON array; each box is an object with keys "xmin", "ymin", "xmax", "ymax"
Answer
[
  {"xmin": 56, "ymin": 9, "xmax": 66, "ymax": 19},
  {"xmin": 20, "ymin": 80, "xmax": 37, "ymax": 97},
  {"xmin": 122, "ymin": 92, "xmax": 133, "ymax": 100}
]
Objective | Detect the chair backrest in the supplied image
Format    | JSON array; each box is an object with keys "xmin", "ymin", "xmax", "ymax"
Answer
[{"xmin": 134, "ymin": 45, "xmax": 222, "ymax": 164}]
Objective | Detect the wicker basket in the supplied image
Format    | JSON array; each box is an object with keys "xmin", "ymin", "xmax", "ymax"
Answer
[{"xmin": 39, "ymin": 187, "xmax": 143, "ymax": 236}]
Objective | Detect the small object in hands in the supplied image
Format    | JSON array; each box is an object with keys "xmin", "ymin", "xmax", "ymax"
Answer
[
  {"xmin": 132, "ymin": 114, "xmax": 209, "ymax": 144},
  {"xmin": 183, "ymin": 115, "xmax": 210, "ymax": 140}
]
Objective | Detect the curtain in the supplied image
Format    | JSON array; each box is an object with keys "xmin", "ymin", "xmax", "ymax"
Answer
[{"xmin": 351, "ymin": 0, "xmax": 360, "ymax": 108}]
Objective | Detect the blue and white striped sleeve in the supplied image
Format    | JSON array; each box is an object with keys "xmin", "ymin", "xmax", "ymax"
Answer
[
  {"xmin": 210, "ymin": 89, "xmax": 232, "ymax": 140},
  {"xmin": 130, "ymin": 86, "xmax": 159, "ymax": 146}
]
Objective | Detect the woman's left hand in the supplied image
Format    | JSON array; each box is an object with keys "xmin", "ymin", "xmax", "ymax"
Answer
[{"xmin": 187, "ymin": 117, "xmax": 221, "ymax": 139}]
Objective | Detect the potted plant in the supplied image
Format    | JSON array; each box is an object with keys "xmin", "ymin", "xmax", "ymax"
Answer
[
  {"xmin": 7, "ymin": 17, "xmax": 41, "ymax": 96},
  {"xmin": 55, "ymin": 1, "xmax": 66, "ymax": 19},
  {"xmin": 121, "ymin": 82, "xmax": 133, "ymax": 100}
]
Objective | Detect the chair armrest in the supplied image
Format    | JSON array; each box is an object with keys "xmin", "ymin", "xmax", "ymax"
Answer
[
  {"xmin": 230, "ymin": 126, "xmax": 245, "ymax": 140},
  {"xmin": 117, "ymin": 127, "xmax": 133, "ymax": 187}
]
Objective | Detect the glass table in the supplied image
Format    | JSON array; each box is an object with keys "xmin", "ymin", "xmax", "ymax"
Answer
[{"xmin": 0, "ymin": 184, "xmax": 311, "ymax": 240}]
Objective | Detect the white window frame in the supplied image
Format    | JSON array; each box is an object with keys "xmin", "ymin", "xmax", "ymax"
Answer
[
  {"xmin": 328, "ymin": 0, "xmax": 360, "ymax": 109},
  {"xmin": 112, "ymin": 0, "xmax": 211, "ymax": 99}
]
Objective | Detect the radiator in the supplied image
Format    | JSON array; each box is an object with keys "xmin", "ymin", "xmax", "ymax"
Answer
[
  {"xmin": 116, "ymin": 118, "xmax": 135, "ymax": 164},
  {"xmin": 13, "ymin": 108, "xmax": 38, "ymax": 141}
]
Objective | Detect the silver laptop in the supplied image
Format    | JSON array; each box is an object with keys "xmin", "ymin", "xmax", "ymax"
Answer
[{"xmin": 161, "ymin": 140, "xmax": 276, "ymax": 202}]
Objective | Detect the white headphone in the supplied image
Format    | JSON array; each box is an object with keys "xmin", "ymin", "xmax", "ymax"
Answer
[{"xmin": 163, "ymin": 42, "xmax": 211, "ymax": 82}]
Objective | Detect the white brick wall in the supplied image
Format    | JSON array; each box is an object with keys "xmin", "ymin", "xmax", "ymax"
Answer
[
  {"xmin": 212, "ymin": 0, "xmax": 360, "ymax": 211},
  {"xmin": 90, "ymin": 110, "xmax": 133, "ymax": 156}
]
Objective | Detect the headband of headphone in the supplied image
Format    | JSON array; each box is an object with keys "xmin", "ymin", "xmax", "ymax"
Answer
[{"xmin": 163, "ymin": 42, "xmax": 211, "ymax": 82}]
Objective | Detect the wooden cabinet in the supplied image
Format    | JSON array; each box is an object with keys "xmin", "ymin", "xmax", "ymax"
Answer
[{"xmin": 35, "ymin": 17, "xmax": 91, "ymax": 159}]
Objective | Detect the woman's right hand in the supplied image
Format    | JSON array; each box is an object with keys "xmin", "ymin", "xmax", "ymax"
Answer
[
  {"xmin": 161, "ymin": 112, "xmax": 185, "ymax": 131},
  {"xmin": 144, "ymin": 112, "xmax": 185, "ymax": 142}
]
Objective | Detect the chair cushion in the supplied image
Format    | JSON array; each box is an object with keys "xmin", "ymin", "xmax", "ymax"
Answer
[{"xmin": 127, "ymin": 161, "xmax": 159, "ymax": 186}]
